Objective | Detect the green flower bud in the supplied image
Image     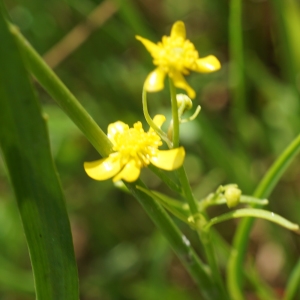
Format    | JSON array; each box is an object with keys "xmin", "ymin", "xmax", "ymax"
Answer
[
  {"xmin": 224, "ymin": 186, "xmax": 242, "ymax": 208},
  {"xmin": 176, "ymin": 94, "xmax": 193, "ymax": 111}
]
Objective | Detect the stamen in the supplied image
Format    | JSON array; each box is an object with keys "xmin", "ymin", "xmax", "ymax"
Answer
[
  {"xmin": 113, "ymin": 122, "xmax": 162, "ymax": 167},
  {"xmin": 153, "ymin": 35, "xmax": 199, "ymax": 73}
]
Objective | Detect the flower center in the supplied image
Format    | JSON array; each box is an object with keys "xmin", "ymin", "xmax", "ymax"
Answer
[
  {"xmin": 113, "ymin": 122, "xmax": 162, "ymax": 167},
  {"xmin": 153, "ymin": 36, "xmax": 199, "ymax": 74}
]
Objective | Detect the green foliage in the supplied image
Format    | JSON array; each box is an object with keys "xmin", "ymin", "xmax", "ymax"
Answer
[
  {"xmin": 0, "ymin": 5, "xmax": 78, "ymax": 300},
  {"xmin": 1, "ymin": 0, "xmax": 300, "ymax": 299}
]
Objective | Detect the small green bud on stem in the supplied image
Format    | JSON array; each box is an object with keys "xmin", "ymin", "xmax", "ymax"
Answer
[{"xmin": 224, "ymin": 186, "xmax": 242, "ymax": 208}]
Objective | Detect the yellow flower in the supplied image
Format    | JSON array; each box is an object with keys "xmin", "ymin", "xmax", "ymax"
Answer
[
  {"xmin": 84, "ymin": 115, "xmax": 185, "ymax": 182},
  {"xmin": 136, "ymin": 21, "xmax": 221, "ymax": 99}
]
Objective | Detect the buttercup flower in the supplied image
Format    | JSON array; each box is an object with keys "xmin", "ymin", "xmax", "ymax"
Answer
[
  {"xmin": 84, "ymin": 115, "xmax": 185, "ymax": 182},
  {"xmin": 136, "ymin": 21, "xmax": 221, "ymax": 99}
]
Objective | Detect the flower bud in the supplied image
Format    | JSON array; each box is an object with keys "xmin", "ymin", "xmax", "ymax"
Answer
[
  {"xmin": 176, "ymin": 94, "xmax": 193, "ymax": 111},
  {"xmin": 224, "ymin": 186, "xmax": 241, "ymax": 208}
]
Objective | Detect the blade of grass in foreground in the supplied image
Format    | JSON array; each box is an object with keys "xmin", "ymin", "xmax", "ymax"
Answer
[
  {"xmin": 271, "ymin": 0, "xmax": 300, "ymax": 99},
  {"xmin": 227, "ymin": 134, "xmax": 300, "ymax": 300},
  {"xmin": 8, "ymin": 23, "xmax": 112, "ymax": 159},
  {"xmin": 229, "ymin": 0, "xmax": 246, "ymax": 122},
  {"xmin": 284, "ymin": 258, "xmax": 300, "ymax": 300},
  {"xmin": 0, "ymin": 7, "xmax": 79, "ymax": 300}
]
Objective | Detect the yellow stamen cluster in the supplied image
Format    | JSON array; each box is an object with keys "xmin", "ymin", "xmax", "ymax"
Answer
[
  {"xmin": 113, "ymin": 121, "xmax": 162, "ymax": 168},
  {"xmin": 155, "ymin": 36, "xmax": 199, "ymax": 75}
]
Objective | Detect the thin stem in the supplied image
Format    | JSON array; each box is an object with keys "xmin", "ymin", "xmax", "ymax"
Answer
[
  {"xmin": 229, "ymin": 0, "xmax": 246, "ymax": 118},
  {"xmin": 180, "ymin": 105, "xmax": 201, "ymax": 123},
  {"xmin": 204, "ymin": 208, "xmax": 299, "ymax": 232},
  {"xmin": 168, "ymin": 78, "xmax": 228, "ymax": 298},
  {"xmin": 200, "ymin": 229, "xmax": 230, "ymax": 300},
  {"xmin": 142, "ymin": 87, "xmax": 172, "ymax": 148},
  {"xmin": 168, "ymin": 77, "xmax": 180, "ymax": 148},
  {"xmin": 177, "ymin": 165, "xmax": 229, "ymax": 299},
  {"xmin": 9, "ymin": 23, "xmax": 112, "ymax": 158},
  {"xmin": 227, "ymin": 134, "xmax": 300, "ymax": 300},
  {"xmin": 127, "ymin": 180, "xmax": 220, "ymax": 300},
  {"xmin": 271, "ymin": 0, "xmax": 300, "ymax": 99},
  {"xmin": 283, "ymin": 259, "xmax": 300, "ymax": 300},
  {"xmin": 254, "ymin": 135, "xmax": 300, "ymax": 197},
  {"xmin": 177, "ymin": 167, "xmax": 198, "ymax": 215}
]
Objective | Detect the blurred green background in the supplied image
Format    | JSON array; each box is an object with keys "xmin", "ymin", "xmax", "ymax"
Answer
[{"xmin": 1, "ymin": 0, "xmax": 300, "ymax": 299}]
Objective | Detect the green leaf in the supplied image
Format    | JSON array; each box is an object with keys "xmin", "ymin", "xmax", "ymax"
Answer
[
  {"xmin": 8, "ymin": 23, "xmax": 112, "ymax": 159},
  {"xmin": 129, "ymin": 181, "xmax": 221, "ymax": 300},
  {"xmin": 227, "ymin": 133, "xmax": 300, "ymax": 300},
  {"xmin": 284, "ymin": 259, "xmax": 300, "ymax": 300},
  {"xmin": 136, "ymin": 186, "xmax": 191, "ymax": 225},
  {"xmin": 0, "ymin": 7, "xmax": 79, "ymax": 300}
]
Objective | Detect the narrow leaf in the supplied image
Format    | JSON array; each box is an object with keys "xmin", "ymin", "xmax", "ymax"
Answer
[
  {"xmin": 0, "ymin": 8, "xmax": 79, "ymax": 300},
  {"xmin": 136, "ymin": 186, "xmax": 191, "ymax": 224}
]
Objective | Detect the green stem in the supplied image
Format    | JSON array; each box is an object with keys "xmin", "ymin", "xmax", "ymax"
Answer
[
  {"xmin": 227, "ymin": 134, "xmax": 300, "ymax": 300},
  {"xmin": 168, "ymin": 78, "xmax": 228, "ymax": 298},
  {"xmin": 9, "ymin": 23, "xmax": 112, "ymax": 158},
  {"xmin": 229, "ymin": 0, "xmax": 246, "ymax": 117},
  {"xmin": 283, "ymin": 259, "xmax": 300, "ymax": 300},
  {"xmin": 169, "ymin": 77, "xmax": 180, "ymax": 148},
  {"xmin": 200, "ymin": 229, "xmax": 230, "ymax": 300},
  {"xmin": 127, "ymin": 180, "xmax": 219, "ymax": 300},
  {"xmin": 253, "ymin": 135, "xmax": 300, "ymax": 197},
  {"xmin": 204, "ymin": 208, "xmax": 299, "ymax": 232},
  {"xmin": 142, "ymin": 87, "xmax": 172, "ymax": 148},
  {"xmin": 180, "ymin": 105, "xmax": 201, "ymax": 123},
  {"xmin": 177, "ymin": 167, "xmax": 229, "ymax": 299},
  {"xmin": 177, "ymin": 167, "xmax": 198, "ymax": 215},
  {"xmin": 271, "ymin": 0, "xmax": 299, "ymax": 96}
]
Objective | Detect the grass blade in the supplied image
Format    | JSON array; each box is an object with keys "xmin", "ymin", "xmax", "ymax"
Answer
[
  {"xmin": 227, "ymin": 134, "xmax": 300, "ymax": 300},
  {"xmin": 0, "ymin": 7, "xmax": 79, "ymax": 300}
]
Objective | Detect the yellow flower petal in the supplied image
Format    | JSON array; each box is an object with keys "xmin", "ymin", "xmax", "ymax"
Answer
[
  {"xmin": 113, "ymin": 159, "xmax": 141, "ymax": 182},
  {"xmin": 170, "ymin": 71, "xmax": 196, "ymax": 99},
  {"xmin": 192, "ymin": 55, "xmax": 221, "ymax": 73},
  {"xmin": 170, "ymin": 21, "xmax": 186, "ymax": 40},
  {"xmin": 136, "ymin": 21, "xmax": 221, "ymax": 100},
  {"xmin": 144, "ymin": 68, "xmax": 166, "ymax": 92},
  {"xmin": 84, "ymin": 156, "xmax": 122, "ymax": 181},
  {"xmin": 153, "ymin": 114, "xmax": 166, "ymax": 129},
  {"xmin": 136, "ymin": 35, "xmax": 160, "ymax": 56},
  {"xmin": 107, "ymin": 121, "xmax": 128, "ymax": 144},
  {"xmin": 148, "ymin": 114, "xmax": 166, "ymax": 134},
  {"xmin": 150, "ymin": 147, "xmax": 185, "ymax": 170}
]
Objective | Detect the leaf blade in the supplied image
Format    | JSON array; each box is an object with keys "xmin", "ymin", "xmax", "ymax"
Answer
[{"xmin": 0, "ymin": 8, "xmax": 79, "ymax": 300}]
